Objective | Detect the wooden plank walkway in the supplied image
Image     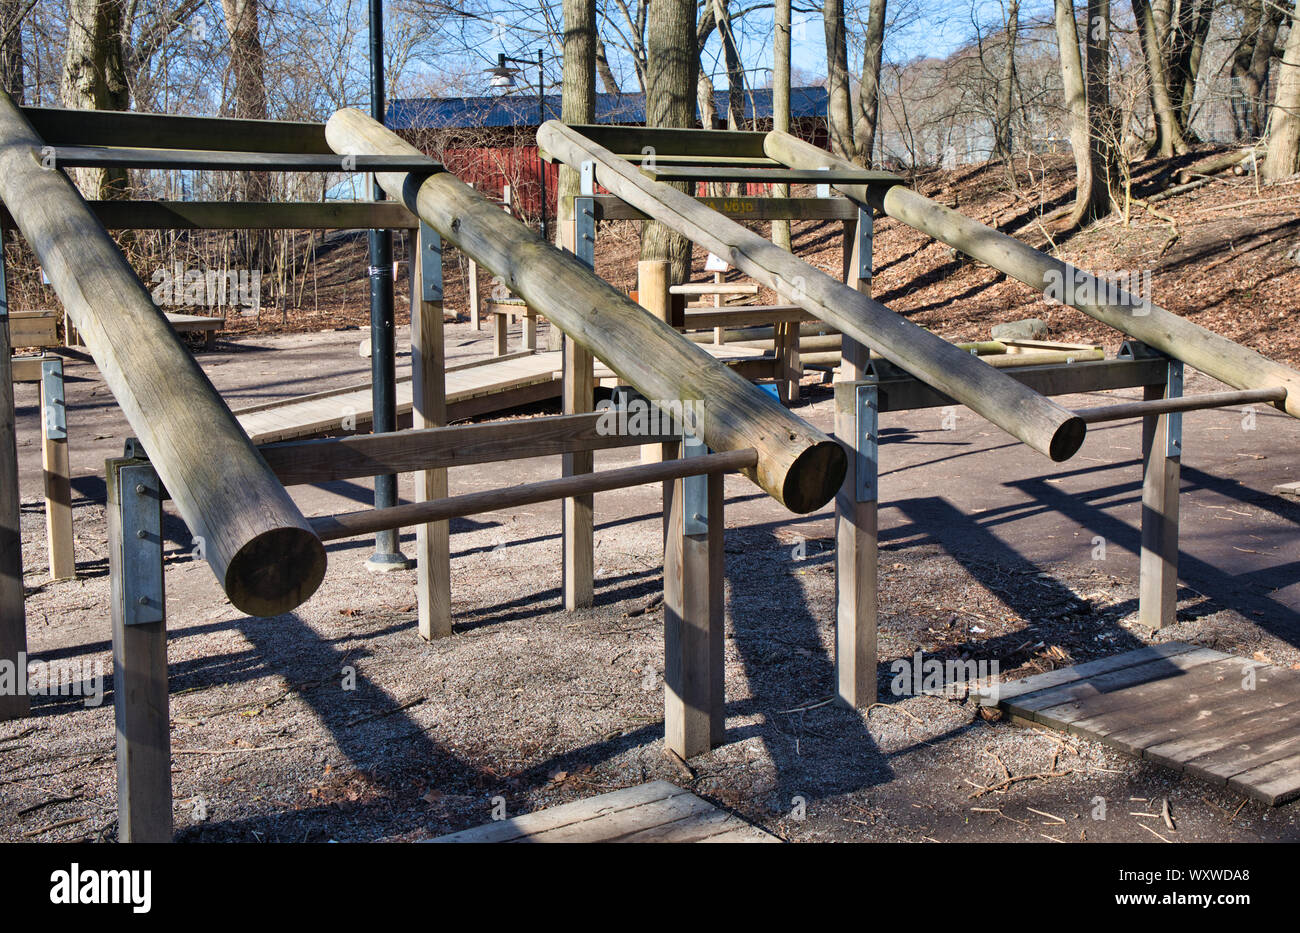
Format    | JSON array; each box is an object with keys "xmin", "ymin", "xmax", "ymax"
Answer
[
  {"xmin": 429, "ymin": 781, "xmax": 779, "ymax": 843},
  {"xmin": 996, "ymin": 641, "xmax": 1300, "ymax": 806},
  {"xmin": 234, "ymin": 346, "xmax": 770, "ymax": 444}
]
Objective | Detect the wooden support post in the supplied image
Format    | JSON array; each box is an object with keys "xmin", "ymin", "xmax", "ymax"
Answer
[
  {"xmin": 638, "ymin": 259, "xmax": 671, "ymax": 466},
  {"xmin": 834, "ymin": 207, "xmax": 877, "ymax": 709},
  {"xmin": 562, "ymin": 166, "xmax": 596, "ymax": 611},
  {"xmin": 107, "ymin": 458, "xmax": 172, "ymax": 843},
  {"xmin": 412, "ymin": 223, "xmax": 451, "ymax": 639},
  {"xmin": 774, "ymin": 320, "xmax": 801, "ymax": 404},
  {"xmin": 712, "ymin": 269, "xmax": 725, "ymax": 345},
  {"xmin": 663, "ymin": 441, "xmax": 724, "ymax": 758},
  {"xmin": 492, "ymin": 306, "xmax": 508, "ymax": 357},
  {"xmin": 39, "ymin": 357, "xmax": 74, "ymax": 580},
  {"xmin": 1139, "ymin": 358, "xmax": 1182, "ymax": 629},
  {"xmin": 522, "ymin": 306, "xmax": 537, "ymax": 351},
  {"xmin": 0, "ymin": 253, "xmax": 29, "ymax": 720},
  {"xmin": 468, "ymin": 257, "xmax": 481, "ymax": 329}
]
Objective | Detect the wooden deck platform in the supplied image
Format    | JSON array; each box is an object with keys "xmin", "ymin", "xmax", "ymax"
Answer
[
  {"xmin": 429, "ymin": 781, "xmax": 779, "ymax": 843},
  {"xmin": 234, "ymin": 345, "xmax": 772, "ymax": 445},
  {"xmin": 994, "ymin": 642, "xmax": 1300, "ymax": 806}
]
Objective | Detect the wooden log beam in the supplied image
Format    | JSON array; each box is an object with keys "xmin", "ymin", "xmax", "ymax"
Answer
[
  {"xmin": 326, "ymin": 109, "xmax": 845, "ymax": 513},
  {"xmin": 764, "ymin": 130, "xmax": 1300, "ymax": 420},
  {"xmin": 592, "ymin": 195, "xmax": 859, "ymax": 222},
  {"xmin": 21, "ymin": 106, "xmax": 330, "ymax": 153},
  {"xmin": 310, "ymin": 448, "xmax": 758, "ymax": 542},
  {"xmin": 47, "ymin": 146, "xmax": 439, "ymax": 174},
  {"xmin": 539, "ymin": 121, "xmax": 1086, "ymax": 462},
  {"xmin": 49, "ymin": 200, "xmax": 419, "ymax": 231},
  {"xmin": 0, "ymin": 93, "xmax": 325, "ymax": 616},
  {"xmin": 1076, "ymin": 387, "xmax": 1286, "ymax": 423}
]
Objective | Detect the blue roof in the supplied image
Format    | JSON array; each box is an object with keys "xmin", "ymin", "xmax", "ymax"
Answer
[{"xmin": 387, "ymin": 87, "xmax": 827, "ymax": 130}]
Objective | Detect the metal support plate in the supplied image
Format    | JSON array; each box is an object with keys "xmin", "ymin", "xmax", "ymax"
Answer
[
  {"xmin": 1166, "ymin": 359, "xmax": 1184, "ymax": 459},
  {"xmin": 856, "ymin": 382, "xmax": 879, "ymax": 502},
  {"xmin": 117, "ymin": 462, "xmax": 164, "ymax": 626},
  {"xmin": 856, "ymin": 206, "xmax": 873, "ymax": 282},
  {"xmin": 682, "ymin": 437, "xmax": 709, "ymax": 537},
  {"xmin": 419, "ymin": 221, "xmax": 443, "ymax": 303},
  {"xmin": 40, "ymin": 357, "xmax": 66, "ymax": 441}
]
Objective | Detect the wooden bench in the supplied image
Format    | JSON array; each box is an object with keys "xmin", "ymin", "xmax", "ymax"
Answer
[
  {"xmin": 484, "ymin": 300, "xmax": 538, "ymax": 356},
  {"xmin": 164, "ymin": 312, "xmax": 224, "ymax": 348}
]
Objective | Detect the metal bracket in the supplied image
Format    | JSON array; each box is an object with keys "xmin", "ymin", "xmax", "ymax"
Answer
[
  {"xmin": 419, "ymin": 222, "xmax": 443, "ymax": 303},
  {"xmin": 682, "ymin": 439, "xmax": 709, "ymax": 537},
  {"xmin": 855, "ymin": 382, "xmax": 879, "ymax": 502},
  {"xmin": 116, "ymin": 462, "xmax": 164, "ymax": 626},
  {"xmin": 816, "ymin": 165, "xmax": 831, "ymax": 199},
  {"xmin": 1166, "ymin": 360, "xmax": 1184, "ymax": 459},
  {"xmin": 580, "ymin": 160, "xmax": 595, "ymax": 197},
  {"xmin": 855, "ymin": 206, "xmax": 873, "ymax": 283},
  {"xmin": 40, "ymin": 357, "xmax": 66, "ymax": 441}
]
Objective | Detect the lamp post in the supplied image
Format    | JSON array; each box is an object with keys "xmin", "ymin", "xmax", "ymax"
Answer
[
  {"xmin": 486, "ymin": 50, "xmax": 547, "ymax": 242},
  {"xmin": 365, "ymin": 0, "xmax": 410, "ymax": 571}
]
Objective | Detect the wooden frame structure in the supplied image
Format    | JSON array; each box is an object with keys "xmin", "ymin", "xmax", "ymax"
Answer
[{"xmin": 538, "ymin": 122, "xmax": 1300, "ymax": 710}]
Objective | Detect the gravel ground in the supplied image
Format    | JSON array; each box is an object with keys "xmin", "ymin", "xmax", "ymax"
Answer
[{"xmin": 2, "ymin": 322, "xmax": 1299, "ymax": 843}]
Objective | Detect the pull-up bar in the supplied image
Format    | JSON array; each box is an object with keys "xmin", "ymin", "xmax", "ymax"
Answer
[
  {"xmin": 309, "ymin": 447, "xmax": 757, "ymax": 542},
  {"xmin": 1075, "ymin": 387, "xmax": 1287, "ymax": 424}
]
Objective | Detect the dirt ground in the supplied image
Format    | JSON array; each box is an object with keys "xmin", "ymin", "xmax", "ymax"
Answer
[{"xmin": 3, "ymin": 311, "xmax": 1299, "ymax": 843}]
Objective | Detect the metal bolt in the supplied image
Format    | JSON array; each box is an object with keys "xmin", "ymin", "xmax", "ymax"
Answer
[
  {"xmin": 136, "ymin": 529, "xmax": 147, "ymax": 539},
  {"xmin": 137, "ymin": 596, "xmax": 148, "ymax": 606},
  {"xmin": 135, "ymin": 484, "xmax": 146, "ymax": 494},
  {"xmin": 692, "ymin": 513, "xmax": 705, "ymax": 523}
]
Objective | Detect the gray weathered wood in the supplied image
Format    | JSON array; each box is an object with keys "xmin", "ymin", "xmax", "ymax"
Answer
[
  {"xmin": 47, "ymin": 145, "xmax": 438, "ymax": 173},
  {"xmin": 107, "ymin": 459, "xmax": 172, "ymax": 842},
  {"xmin": 663, "ymin": 453, "xmax": 724, "ymax": 758},
  {"xmin": 1076, "ymin": 387, "xmax": 1286, "ymax": 423},
  {"xmin": 0, "ymin": 297, "xmax": 28, "ymax": 720},
  {"xmin": 326, "ymin": 108, "xmax": 845, "ymax": 513},
  {"xmin": 765, "ymin": 130, "xmax": 1300, "ymax": 419},
  {"xmin": 0, "ymin": 93, "xmax": 325, "ymax": 616},
  {"xmin": 60, "ymin": 200, "xmax": 418, "ymax": 231},
  {"xmin": 539, "ymin": 120, "xmax": 1085, "ymax": 462},
  {"xmin": 21, "ymin": 105, "xmax": 330, "ymax": 153},
  {"xmin": 1139, "ymin": 381, "xmax": 1181, "ymax": 629}
]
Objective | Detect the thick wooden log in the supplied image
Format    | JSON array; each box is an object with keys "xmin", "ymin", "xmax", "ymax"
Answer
[
  {"xmin": 539, "ymin": 121, "xmax": 1085, "ymax": 462},
  {"xmin": 0, "ymin": 300, "xmax": 29, "ymax": 720},
  {"xmin": 0, "ymin": 94, "xmax": 325, "ymax": 616},
  {"xmin": 326, "ymin": 109, "xmax": 845, "ymax": 512},
  {"xmin": 21, "ymin": 106, "xmax": 330, "ymax": 153},
  {"xmin": 764, "ymin": 130, "xmax": 1300, "ymax": 420}
]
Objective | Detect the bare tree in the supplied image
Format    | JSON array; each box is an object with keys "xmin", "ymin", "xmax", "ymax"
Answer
[
  {"xmin": 1054, "ymin": 0, "xmax": 1112, "ymax": 226},
  {"xmin": 62, "ymin": 0, "xmax": 130, "ymax": 198},
  {"xmin": 1263, "ymin": 0, "xmax": 1300, "ymax": 177},
  {"xmin": 0, "ymin": 0, "xmax": 30, "ymax": 99},
  {"xmin": 824, "ymin": 0, "xmax": 855, "ymax": 160},
  {"xmin": 772, "ymin": 0, "xmax": 790, "ymax": 249},
  {"xmin": 640, "ymin": 0, "xmax": 695, "ymax": 282}
]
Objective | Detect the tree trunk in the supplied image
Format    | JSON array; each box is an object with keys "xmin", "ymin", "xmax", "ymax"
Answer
[
  {"xmin": 221, "ymin": 0, "xmax": 270, "ymax": 269},
  {"xmin": 772, "ymin": 0, "xmax": 791, "ymax": 250},
  {"xmin": 560, "ymin": 0, "xmax": 596, "ymax": 244},
  {"xmin": 1133, "ymin": 0, "xmax": 1189, "ymax": 156},
  {"xmin": 853, "ymin": 0, "xmax": 887, "ymax": 167},
  {"xmin": 1054, "ymin": 0, "xmax": 1107, "ymax": 226},
  {"xmin": 641, "ymin": 0, "xmax": 696, "ymax": 283},
  {"xmin": 823, "ymin": 0, "xmax": 854, "ymax": 160},
  {"xmin": 993, "ymin": 0, "xmax": 1019, "ymax": 163},
  {"xmin": 595, "ymin": 35, "xmax": 620, "ymax": 94},
  {"xmin": 1263, "ymin": 0, "xmax": 1300, "ymax": 179},
  {"xmin": 61, "ymin": 0, "xmax": 130, "ymax": 199},
  {"xmin": 0, "ymin": 0, "xmax": 24, "ymax": 99},
  {"xmin": 713, "ymin": 0, "xmax": 745, "ymax": 129}
]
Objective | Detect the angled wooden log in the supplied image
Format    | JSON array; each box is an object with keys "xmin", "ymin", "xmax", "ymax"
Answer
[
  {"xmin": 539, "ymin": 121, "xmax": 1086, "ymax": 462},
  {"xmin": 0, "ymin": 94, "xmax": 325, "ymax": 616},
  {"xmin": 765, "ymin": 130, "xmax": 1300, "ymax": 420},
  {"xmin": 326, "ymin": 108, "xmax": 845, "ymax": 513}
]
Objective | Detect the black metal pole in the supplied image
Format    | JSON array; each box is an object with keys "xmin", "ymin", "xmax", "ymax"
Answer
[
  {"xmin": 366, "ymin": 0, "xmax": 408, "ymax": 570},
  {"xmin": 537, "ymin": 49, "xmax": 546, "ymax": 244}
]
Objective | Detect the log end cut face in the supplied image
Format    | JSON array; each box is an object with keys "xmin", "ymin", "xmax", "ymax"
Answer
[
  {"xmin": 781, "ymin": 439, "xmax": 847, "ymax": 513},
  {"xmin": 1050, "ymin": 416, "xmax": 1087, "ymax": 463},
  {"xmin": 224, "ymin": 527, "xmax": 328, "ymax": 617}
]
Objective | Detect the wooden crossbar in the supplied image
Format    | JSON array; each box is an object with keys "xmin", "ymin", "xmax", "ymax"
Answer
[
  {"xmin": 1075, "ymin": 387, "xmax": 1287, "ymax": 423},
  {"xmin": 591, "ymin": 195, "xmax": 859, "ymax": 222},
  {"xmin": 309, "ymin": 447, "xmax": 757, "ymax": 541},
  {"xmin": 47, "ymin": 146, "xmax": 440, "ymax": 174},
  {"xmin": 258, "ymin": 411, "xmax": 681, "ymax": 485},
  {"xmin": 20, "ymin": 106, "xmax": 331, "ymax": 153},
  {"xmin": 644, "ymin": 165, "xmax": 899, "ymax": 184},
  {"xmin": 61, "ymin": 200, "xmax": 418, "ymax": 231}
]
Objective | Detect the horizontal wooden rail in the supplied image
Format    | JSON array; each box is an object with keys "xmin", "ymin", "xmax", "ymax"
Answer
[
  {"xmin": 33, "ymin": 200, "xmax": 420, "ymax": 231},
  {"xmin": 48, "ymin": 146, "xmax": 440, "ymax": 174},
  {"xmin": 259, "ymin": 411, "xmax": 681, "ymax": 485},
  {"xmin": 1075, "ymin": 387, "xmax": 1287, "ymax": 424},
  {"xmin": 682, "ymin": 305, "xmax": 816, "ymax": 330},
  {"xmin": 670, "ymin": 283, "xmax": 759, "ymax": 296},
  {"xmin": 542, "ymin": 124, "xmax": 770, "ymax": 160},
  {"xmin": 645, "ymin": 165, "xmax": 899, "ymax": 185},
  {"xmin": 21, "ymin": 106, "xmax": 331, "ymax": 153},
  {"xmin": 591, "ymin": 195, "xmax": 859, "ymax": 222},
  {"xmin": 310, "ymin": 447, "xmax": 757, "ymax": 542}
]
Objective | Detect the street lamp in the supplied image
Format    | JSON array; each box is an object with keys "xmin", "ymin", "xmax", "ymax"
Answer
[{"xmin": 486, "ymin": 50, "xmax": 547, "ymax": 243}]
